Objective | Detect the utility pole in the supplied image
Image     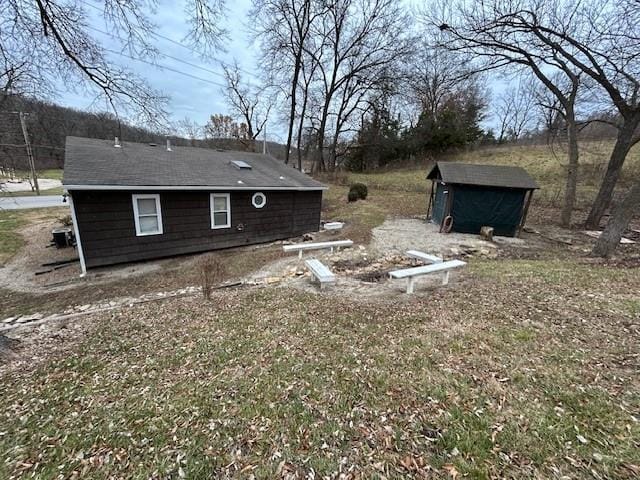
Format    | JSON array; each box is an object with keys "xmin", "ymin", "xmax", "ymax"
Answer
[
  {"xmin": 19, "ymin": 112, "xmax": 39, "ymax": 195},
  {"xmin": 262, "ymin": 123, "xmax": 267, "ymax": 155}
]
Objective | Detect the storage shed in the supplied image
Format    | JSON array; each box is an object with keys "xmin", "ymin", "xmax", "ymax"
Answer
[
  {"xmin": 63, "ymin": 137, "xmax": 326, "ymax": 274},
  {"xmin": 426, "ymin": 162, "xmax": 538, "ymax": 237}
]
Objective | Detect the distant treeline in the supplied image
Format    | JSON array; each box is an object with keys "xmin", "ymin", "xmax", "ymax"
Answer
[{"xmin": 0, "ymin": 96, "xmax": 288, "ymax": 174}]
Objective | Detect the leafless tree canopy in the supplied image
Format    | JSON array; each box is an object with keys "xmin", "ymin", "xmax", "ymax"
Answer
[
  {"xmin": 220, "ymin": 63, "xmax": 272, "ymax": 144},
  {"xmin": 1, "ymin": 0, "xmax": 228, "ymax": 126}
]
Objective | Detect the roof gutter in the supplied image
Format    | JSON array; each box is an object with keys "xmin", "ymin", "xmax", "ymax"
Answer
[{"xmin": 63, "ymin": 184, "xmax": 328, "ymax": 191}]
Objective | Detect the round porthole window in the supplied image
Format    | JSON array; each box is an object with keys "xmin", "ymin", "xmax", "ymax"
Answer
[{"xmin": 252, "ymin": 192, "xmax": 266, "ymax": 209}]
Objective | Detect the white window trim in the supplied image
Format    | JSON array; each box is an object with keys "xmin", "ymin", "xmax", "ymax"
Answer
[
  {"xmin": 132, "ymin": 193, "xmax": 163, "ymax": 236},
  {"xmin": 252, "ymin": 192, "xmax": 266, "ymax": 209},
  {"xmin": 210, "ymin": 193, "xmax": 231, "ymax": 229}
]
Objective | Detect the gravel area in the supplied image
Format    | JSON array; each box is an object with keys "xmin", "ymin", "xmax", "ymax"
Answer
[{"xmin": 370, "ymin": 218, "xmax": 502, "ymax": 258}]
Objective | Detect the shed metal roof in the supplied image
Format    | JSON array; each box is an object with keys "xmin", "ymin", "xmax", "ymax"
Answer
[
  {"xmin": 62, "ymin": 136, "xmax": 326, "ymax": 190},
  {"xmin": 427, "ymin": 162, "xmax": 539, "ymax": 190}
]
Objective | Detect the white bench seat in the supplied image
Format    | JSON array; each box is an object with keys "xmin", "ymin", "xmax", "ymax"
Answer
[
  {"xmin": 283, "ymin": 240, "xmax": 354, "ymax": 259},
  {"xmin": 389, "ymin": 259, "xmax": 466, "ymax": 294},
  {"xmin": 305, "ymin": 259, "xmax": 336, "ymax": 289},
  {"xmin": 406, "ymin": 250, "xmax": 443, "ymax": 264}
]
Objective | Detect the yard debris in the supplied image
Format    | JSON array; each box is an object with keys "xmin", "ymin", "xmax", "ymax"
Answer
[{"xmin": 583, "ymin": 230, "xmax": 636, "ymax": 244}]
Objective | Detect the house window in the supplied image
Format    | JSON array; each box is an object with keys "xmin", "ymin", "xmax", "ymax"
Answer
[
  {"xmin": 210, "ymin": 193, "xmax": 231, "ymax": 229},
  {"xmin": 132, "ymin": 194, "xmax": 163, "ymax": 236},
  {"xmin": 252, "ymin": 192, "xmax": 266, "ymax": 209}
]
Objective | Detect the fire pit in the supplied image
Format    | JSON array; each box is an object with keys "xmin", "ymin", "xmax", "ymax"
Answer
[{"xmin": 355, "ymin": 270, "xmax": 389, "ymax": 283}]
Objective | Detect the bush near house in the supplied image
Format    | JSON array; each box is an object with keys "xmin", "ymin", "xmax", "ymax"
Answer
[{"xmin": 348, "ymin": 183, "xmax": 368, "ymax": 202}]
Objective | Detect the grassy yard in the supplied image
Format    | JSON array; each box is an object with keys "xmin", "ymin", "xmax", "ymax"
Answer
[
  {"xmin": 0, "ymin": 168, "xmax": 63, "ymax": 181},
  {"xmin": 0, "ymin": 208, "xmax": 68, "ymax": 266},
  {"xmin": 1, "ymin": 155, "xmax": 639, "ymax": 478},
  {"xmin": 1, "ymin": 260, "xmax": 638, "ymax": 478}
]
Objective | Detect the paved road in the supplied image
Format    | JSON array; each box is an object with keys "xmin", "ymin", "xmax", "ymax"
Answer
[{"xmin": 0, "ymin": 195, "xmax": 68, "ymax": 210}]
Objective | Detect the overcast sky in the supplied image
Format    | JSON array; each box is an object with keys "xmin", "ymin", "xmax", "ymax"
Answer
[{"xmin": 58, "ymin": 0, "xmax": 270, "ymax": 138}]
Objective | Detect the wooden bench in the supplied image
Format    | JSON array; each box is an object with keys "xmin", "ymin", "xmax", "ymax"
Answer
[
  {"xmin": 283, "ymin": 240, "xmax": 354, "ymax": 259},
  {"xmin": 305, "ymin": 259, "xmax": 336, "ymax": 289},
  {"xmin": 389, "ymin": 259, "xmax": 466, "ymax": 294},
  {"xmin": 406, "ymin": 250, "xmax": 443, "ymax": 264}
]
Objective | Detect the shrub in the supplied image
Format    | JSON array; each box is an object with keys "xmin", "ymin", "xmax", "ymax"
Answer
[
  {"xmin": 198, "ymin": 254, "xmax": 226, "ymax": 300},
  {"xmin": 348, "ymin": 183, "xmax": 368, "ymax": 202}
]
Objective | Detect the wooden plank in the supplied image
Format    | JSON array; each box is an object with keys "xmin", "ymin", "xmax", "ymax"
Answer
[
  {"xmin": 305, "ymin": 259, "xmax": 336, "ymax": 287},
  {"xmin": 389, "ymin": 259, "xmax": 466, "ymax": 279},
  {"xmin": 406, "ymin": 250, "xmax": 443, "ymax": 264},
  {"xmin": 583, "ymin": 230, "xmax": 635, "ymax": 244},
  {"xmin": 283, "ymin": 240, "xmax": 353, "ymax": 252}
]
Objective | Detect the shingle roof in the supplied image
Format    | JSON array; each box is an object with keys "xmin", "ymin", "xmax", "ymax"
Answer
[
  {"xmin": 427, "ymin": 162, "xmax": 539, "ymax": 190},
  {"xmin": 62, "ymin": 136, "xmax": 326, "ymax": 190}
]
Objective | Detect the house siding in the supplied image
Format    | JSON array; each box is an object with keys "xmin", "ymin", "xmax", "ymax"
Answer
[{"xmin": 71, "ymin": 190, "xmax": 322, "ymax": 268}]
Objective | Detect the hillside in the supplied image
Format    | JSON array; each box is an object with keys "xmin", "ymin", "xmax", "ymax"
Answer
[
  {"xmin": 0, "ymin": 96, "xmax": 290, "ymax": 174},
  {"xmin": 346, "ymin": 139, "xmax": 640, "ymax": 210}
]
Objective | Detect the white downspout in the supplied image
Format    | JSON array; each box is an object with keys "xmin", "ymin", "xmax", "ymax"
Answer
[{"xmin": 68, "ymin": 192, "xmax": 87, "ymax": 277}]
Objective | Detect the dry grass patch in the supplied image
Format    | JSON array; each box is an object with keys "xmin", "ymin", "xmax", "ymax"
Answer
[{"xmin": 1, "ymin": 259, "xmax": 638, "ymax": 479}]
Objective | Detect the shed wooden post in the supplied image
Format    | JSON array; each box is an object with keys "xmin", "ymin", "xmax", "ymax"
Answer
[
  {"xmin": 427, "ymin": 180, "xmax": 434, "ymax": 220},
  {"xmin": 517, "ymin": 190, "xmax": 534, "ymax": 237}
]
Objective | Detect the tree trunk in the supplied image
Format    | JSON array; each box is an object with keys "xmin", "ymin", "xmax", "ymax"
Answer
[
  {"xmin": 295, "ymin": 87, "xmax": 309, "ymax": 171},
  {"xmin": 284, "ymin": 52, "xmax": 303, "ymax": 165},
  {"xmin": 585, "ymin": 116, "xmax": 639, "ymax": 229},
  {"xmin": 560, "ymin": 115, "xmax": 579, "ymax": 227},
  {"xmin": 592, "ymin": 182, "xmax": 640, "ymax": 257},
  {"xmin": 315, "ymin": 104, "xmax": 329, "ymax": 173}
]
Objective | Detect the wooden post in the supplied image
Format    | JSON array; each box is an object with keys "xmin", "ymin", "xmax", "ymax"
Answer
[
  {"xmin": 426, "ymin": 181, "xmax": 434, "ymax": 220},
  {"xmin": 517, "ymin": 190, "xmax": 534, "ymax": 237},
  {"xmin": 19, "ymin": 112, "xmax": 39, "ymax": 195},
  {"xmin": 442, "ymin": 271, "xmax": 450, "ymax": 285}
]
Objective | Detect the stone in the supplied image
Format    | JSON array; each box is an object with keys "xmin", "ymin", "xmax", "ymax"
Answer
[
  {"xmin": 78, "ymin": 304, "xmax": 91, "ymax": 312},
  {"xmin": 265, "ymin": 277, "xmax": 281, "ymax": 284}
]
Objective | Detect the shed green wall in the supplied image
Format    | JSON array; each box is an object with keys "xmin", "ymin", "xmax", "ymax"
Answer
[{"xmin": 451, "ymin": 185, "xmax": 526, "ymax": 236}]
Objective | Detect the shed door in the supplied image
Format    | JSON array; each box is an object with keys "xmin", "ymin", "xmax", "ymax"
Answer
[{"xmin": 432, "ymin": 182, "xmax": 449, "ymax": 225}]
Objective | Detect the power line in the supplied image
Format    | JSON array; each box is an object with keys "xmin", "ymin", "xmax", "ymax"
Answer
[
  {"xmin": 87, "ymin": 25, "xmax": 229, "ymax": 80},
  {"xmin": 103, "ymin": 48, "xmax": 228, "ymax": 88},
  {"xmin": 79, "ymin": 0, "xmax": 256, "ymax": 78}
]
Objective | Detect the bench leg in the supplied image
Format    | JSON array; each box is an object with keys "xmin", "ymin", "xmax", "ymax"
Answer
[
  {"xmin": 299, "ymin": 250, "xmax": 303, "ymax": 260},
  {"xmin": 406, "ymin": 277, "xmax": 415, "ymax": 294},
  {"xmin": 330, "ymin": 247, "xmax": 334, "ymax": 253},
  {"xmin": 442, "ymin": 271, "xmax": 450, "ymax": 285}
]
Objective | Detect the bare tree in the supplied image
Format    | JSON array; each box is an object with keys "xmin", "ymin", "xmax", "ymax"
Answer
[
  {"xmin": 494, "ymin": 80, "xmax": 537, "ymax": 143},
  {"xmin": 176, "ymin": 117, "xmax": 204, "ymax": 145},
  {"xmin": 306, "ymin": 0, "xmax": 412, "ymax": 172},
  {"xmin": 294, "ymin": 47, "xmax": 321, "ymax": 171},
  {"xmin": 1, "ymin": 0, "xmax": 228, "ymax": 125},
  {"xmin": 250, "ymin": 0, "xmax": 323, "ymax": 166},
  {"xmin": 406, "ymin": 34, "xmax": 476, "ymax": 123},
  {"xmin": 220, "ymin": 63, "xmax": 273, "ymax": 151}
]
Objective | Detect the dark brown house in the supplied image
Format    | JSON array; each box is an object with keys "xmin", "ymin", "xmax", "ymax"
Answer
[{"xmin": 63, "ymin": 137, "xmax": 326, "ymax": 274}]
